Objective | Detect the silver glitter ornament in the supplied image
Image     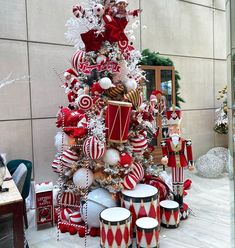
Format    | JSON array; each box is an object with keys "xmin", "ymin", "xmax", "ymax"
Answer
[{"xmin": 195, "ymin": 154, "xmax": 224, "ymax": 178}]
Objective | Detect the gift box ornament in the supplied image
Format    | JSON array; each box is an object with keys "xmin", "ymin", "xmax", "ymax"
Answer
[{"xmin": 35, "ymin": 182, "xmax": 54, "ymax": 228}]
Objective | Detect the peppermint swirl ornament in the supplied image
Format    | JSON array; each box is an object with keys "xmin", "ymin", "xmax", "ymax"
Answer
[
  {"xmin": 72, "ymin": 50, "xmax": 85, "ymax": 71},
  {"xmin": 76, "ymin": 94, "xmax": 93, "ymax": 111}
]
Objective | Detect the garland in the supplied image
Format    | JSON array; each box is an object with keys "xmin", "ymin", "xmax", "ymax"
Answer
[{"xmin": 139, "ymin": 49, "xmax": 185, "ymax": 106}]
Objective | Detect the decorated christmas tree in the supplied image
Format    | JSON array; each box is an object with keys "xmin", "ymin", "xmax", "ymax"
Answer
[{"xmin": 51, "ymin": 0, "xmax": 181, "ymax": 243}]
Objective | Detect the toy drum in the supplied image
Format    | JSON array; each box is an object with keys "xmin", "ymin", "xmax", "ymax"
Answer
[
  {"xmin": 121, "ymin": 184, "xmax": 160, "ymax": 229},
  {"xmin": 180, "ymin": 203, "xmax": 190, "ymax": 220},
  {"xmin": 160, "ymin": 200, "xmax": 180, "ymax": 228},
  {"xmin": 100, "ymin": 207, "xmax": 132, "ymax": 248},
  {"xmin": 106, "ymin": 101, "xmax": 132, "ymax": 143},
  {"xmin": 136, "ymin": 217, "xmax": 159, "ymax": 248}
]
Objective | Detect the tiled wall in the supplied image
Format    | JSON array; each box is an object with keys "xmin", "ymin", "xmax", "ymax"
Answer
[{"xmin": 0, "ymin": 0, "xmax": 227, "ymax": 182}]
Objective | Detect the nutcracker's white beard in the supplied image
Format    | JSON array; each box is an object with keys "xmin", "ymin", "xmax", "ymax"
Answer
[{"xmin": 170, "ymin": 133, "xmax": 180, "ymax": 146}]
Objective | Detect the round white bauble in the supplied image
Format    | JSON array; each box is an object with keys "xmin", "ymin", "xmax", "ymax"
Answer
[
  {"xmin": 96, "ymin": 54, "xmax": 107, "ymax": 64},
  {"xmin": 73, "ymin": 168, "xmax": 94, "ymax": 188},
  {"xmin": 99, "ymin": 77, "xmax": 114, "ymax": 89},
  {"xmin": 195, "ymin": 154, "xmax": 224, "ymax": 178},
  {"xmin": 54, "ymin": 131, "xmax": 75, "ymax": 152},
  {"xmin": 80, "ymin": 188, "xmax": 118, "ymax": 227},
  {"xmin": 103, "ymin": 148, "xmax": 120, "ymax": 165},
  {"xmin": 125, "ymin": 78, "xmax": 137, "ymax": 92}
]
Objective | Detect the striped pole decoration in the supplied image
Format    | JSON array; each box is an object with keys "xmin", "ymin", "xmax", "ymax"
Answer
[
  {"xmin": 61, "ymin": 149, "xmax": 79, "ymax": 168},
  {"xmin": 129, "ymin": 135, "xmax": 148, "ymax": 155},
  {"xmin": 83, "ymin": 136, "xmax": 106, "ymax": 160}
]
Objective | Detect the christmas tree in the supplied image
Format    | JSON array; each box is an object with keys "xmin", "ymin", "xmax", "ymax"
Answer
[{"xmin": 52, "ymin": 0, "xmax": 167, "ymax": 239}]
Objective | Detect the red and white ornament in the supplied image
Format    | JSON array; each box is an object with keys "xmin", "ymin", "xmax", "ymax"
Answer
[
  {"xmin": 123, "ymin": 173, "xmax": 138, "ymax": 190},
  {"xmin": 73, "ymin": 168, "xmax": 94, "ymax": 188},
  {"xmin": 69, "ymin": 211, "xmax": 83, "ymax": 225},
  {"xmin": 51, "ymin": 157, "xmax": 61, "ymax": 173},
  {"xmin": 72, "ymin": 50, "xmax": 86, "ymax": 71},
  {"xmin": 103, "ymin": 148, "xmax": 120, "ymax": 165},
  {"xmin": 119, "ymin": 153, "xmax": 132, "ymax": 167},
  {"xmin": 61, "ymin": 207, "xmax": 73, "ymax": 220},
  {"xmin": 76, "ymin": 94, "xmax": 93, "ymax": 111},
  {"xmin": 61, "ymin": 192, "xmax": 80, "ymax": 206},
  {"xmin": 61, "ymin": 149, "xmax": 79, "ymax": 168},
  {"xmin": 64, "ymin": 68, "xmax": 78, "ymax": 81},
  {"xmin": 83, "ymin": 136, "xmax": 106, "ymax": 160},
  {"xmin": 99, "ymin": 77, "xmax": 114, "ymax": 90},
  {"xmin": 129, "ymin": 135, "xmax": 148, "ymax": 155},
  {"xmin": 93, "ymin": 4, "xmax": 105, "ymax": 18},
  {"xmin": 131, "ymin": 162, "xmax": 144, "ymax": 181},
  {"xmin": 73, "ymin": 5, "xmax": 86, "ymax": 18}
]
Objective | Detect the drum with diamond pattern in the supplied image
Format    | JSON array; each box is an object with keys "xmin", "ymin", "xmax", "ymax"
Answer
[
  {"xmin": 136, "ymin": 217, "xmax": 159, "ymax": 248},
  {"xmin": 160, "ymin": 200, "xmax": 180, "ymax": 228},
  {"xmin": 121, "ymin": 184, "xmax": 160, "ymax": 229},
  {"xmin": 100, "ymin": 207, "xmax": 132, "ymax": 248}
]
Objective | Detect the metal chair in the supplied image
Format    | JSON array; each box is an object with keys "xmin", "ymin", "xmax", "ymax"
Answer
[{"xmin": 7, "ymin": 160, "xmax": 32, "ymax": 229}]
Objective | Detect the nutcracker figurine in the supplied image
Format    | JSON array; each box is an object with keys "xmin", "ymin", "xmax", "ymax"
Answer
[{"xmin": 160, "ymin": 106, "xmax": 194, "ymax": 218}]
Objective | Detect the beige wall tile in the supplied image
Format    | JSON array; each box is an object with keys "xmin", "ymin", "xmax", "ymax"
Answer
[
  {"xmin": 32, "ymin": 118, "xmax": 58, "ymax": 183},
  {"xmin": 214, "ymin": 10, "xmax": 226, "ymax": 59},
  {"xmin": 0, "ymin": 40, "xmax": 31, "ymax": 120},
  {"xmin": 179, "ymin": 0, "xmax": 212, "ymax": 7},
  {"xmin": 214, "ymin": 132, "xmax": 228, "ymax": 147},
  {"xmin": 226, "ymin": 0, "xmax": 231, "ymax": 56},
  {"xmin": 29, "ymin": 43, "xmax": 74, "ymax": 118},
  {"xmin": 0, "ymin": 1, "xmax": 27, "ymax": 40},
  {"xmin": 141, "ymin": 0, "xmax": 213, "ymax": 58},
  {"xmin": 166, "ymin": 55, "xmax": 214, "ymax": 110},
  {"xmin": 27, "ymin": 0, "xmax": 83, "ymax": 44},
  {"xmin": 214, "ymin": 0, "xmax": 226, "ymax": 10},
  {"xmin": 0, "ymin": 120, "xmax": 32, "ymax": 162},
  {"xmin": 214, "ymin": 60, "xmax": 227, "ymax": 108},
  {"xmin": 181, "ymin": 109, "xmax": 215, "ymax": 159}
]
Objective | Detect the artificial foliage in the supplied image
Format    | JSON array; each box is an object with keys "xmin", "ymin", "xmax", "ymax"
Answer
[
  {"xmin": 140, "ymin": 49, "xmax": 185, "ymax": 107},
  {"xmin": 214, "ymin": 85, "xmax": 228, "ymax": 134},
  {"xmin": 51, "ymin": 0, "xmax": 170, "ymax": 236}
]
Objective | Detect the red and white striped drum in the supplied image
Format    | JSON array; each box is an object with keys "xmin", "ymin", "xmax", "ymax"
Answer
[
  {"xmin": 105, "ymin": 101, "xmax": 132, "ymax": 143},
  {"xmin": 160, "ymin": 200, "xmax": 180, "ymax": 228},
  {"xmin": 136, "ymin": 217, "xmax": 159, "ymax": 248},
  {"xmin": 100, "ymin": 207, "xmax": 132, "ymax": 248},
  {"xmin": 121, "ymin": 184, "xmax": 160, "ymax": 229}
]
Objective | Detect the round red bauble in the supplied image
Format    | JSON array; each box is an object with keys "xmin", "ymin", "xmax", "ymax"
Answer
[
  {"xmin": 68, "ymin": 226, "xmax": 77, "ymax": 235},
  {"xmin": 59, "ymin": 223, "xmax": 68, "ymax": 233},
  {"xmin": 119, "ymin": 153, "xmax": 132, "ymax": 167},
  {"xmin": 89, "ymin": 227, "xmax": 100, "ymax": 237},
  {"xmin": 78, "ymin": 227, "xmax": 86, "ymax": 237}
]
